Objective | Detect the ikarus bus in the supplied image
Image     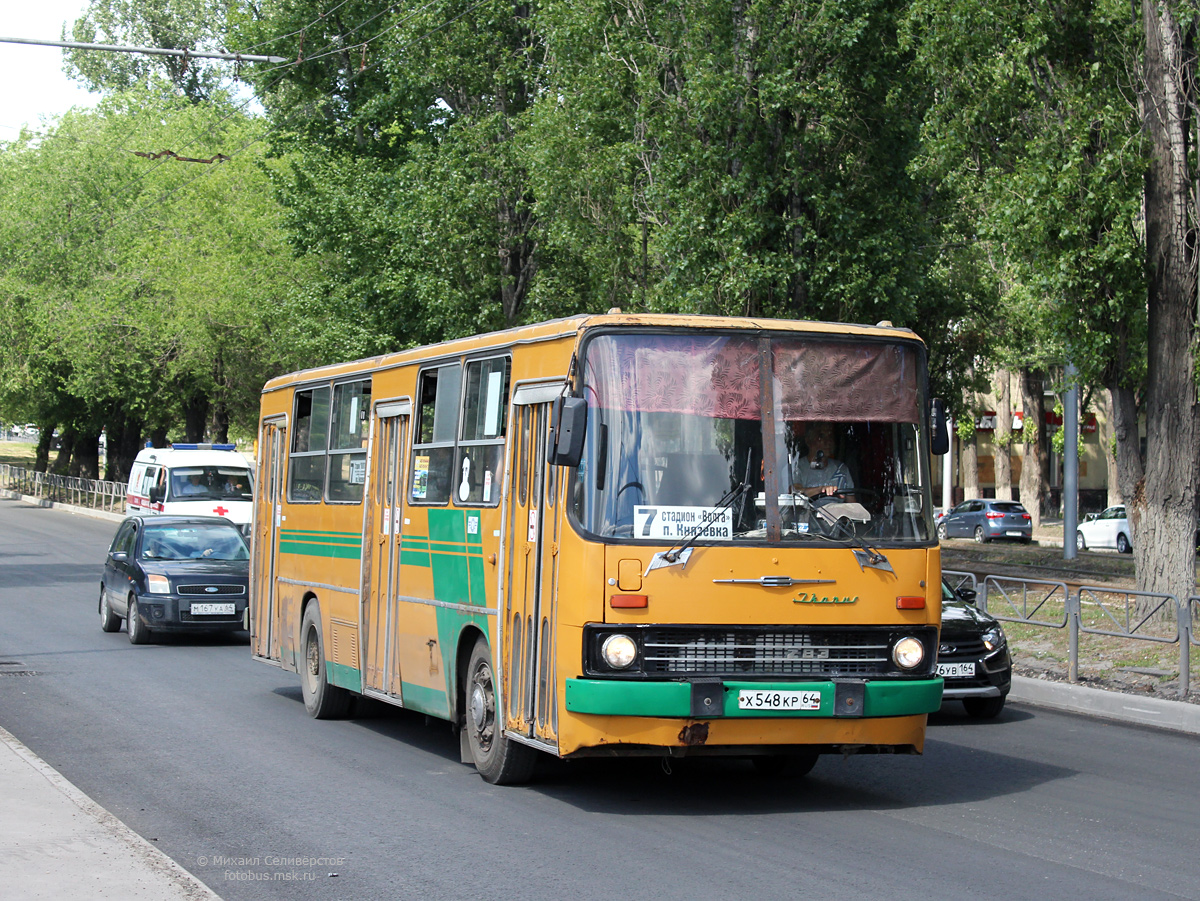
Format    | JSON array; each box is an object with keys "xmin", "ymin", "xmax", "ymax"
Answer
[{"xmin": 250, "ymin": 313, "xmax": 950, "ymax": 783}]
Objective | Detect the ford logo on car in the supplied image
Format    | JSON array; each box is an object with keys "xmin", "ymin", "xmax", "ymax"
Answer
[{"xmin": 205, "ymin": 586, "xmax": 219, "ymax": 593}]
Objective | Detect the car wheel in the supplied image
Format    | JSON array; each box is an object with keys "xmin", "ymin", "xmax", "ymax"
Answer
[
  {"xmin": 300, "ymin": 601, "xmax": 352, "ymax": 719},
  {"xmin": 127, "ymin": 597, "xmax": 150, "ymax": 645},
  {"xmin": 936, "ymin": 522, "xmax": 947, "ymax": 541},
  {"xmin": 464, "ymin": 636, "xmax": 537, "ymax": 785},
  {"xmin": 1076, "ymin": 531, "xmax": 1087, "ymax": 552},
  {"xmin": 750, "ymin": 751, "xmax": 819, "ymax": 778},
  {"xmin": 962, "ymin": 696, "xmax": 1006, "ymax": 719},
  {"xmin": 99, "ymin": 587, "xmax": 121, "ymax": 633},
  {"xmin": 974, "ymin": 525, "xmax": 987, "ymax": 544},
  {"xmin": 1117, "ymin": 533, "xmax": 1131, "ymax": 554}
]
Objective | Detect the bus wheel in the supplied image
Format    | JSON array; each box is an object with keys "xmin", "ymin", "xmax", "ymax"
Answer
[
  {"xmin": 750, "ymin": 751, "xmax": 819, "ymax": 779},
  {"xmin": 300, "ymin": 601, "xmax": 351, "ymax": 719},
  {"xmin": 465, "ymin": 637, "xmax": 537, "ymax": 785}
]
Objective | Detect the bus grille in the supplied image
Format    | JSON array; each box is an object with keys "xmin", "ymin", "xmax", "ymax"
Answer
[{"xmin": 641, "ymin": 628, "xmax": 890, "ymax": 677}]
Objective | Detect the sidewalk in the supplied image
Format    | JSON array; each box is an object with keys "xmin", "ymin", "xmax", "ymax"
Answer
[{"xmin": 0, "ymin": 726, "xmax": 219, "ymax": 900}]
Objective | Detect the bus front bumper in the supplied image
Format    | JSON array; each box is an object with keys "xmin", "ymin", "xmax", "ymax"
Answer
[{"xmin": 564, "ymin": 677, "xmax": 943, "ymax": 719}]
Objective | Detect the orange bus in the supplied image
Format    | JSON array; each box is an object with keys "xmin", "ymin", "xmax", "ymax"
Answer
[{"xmin": 250, "ymin": 313, "xmax": 949, "ymax": 783}]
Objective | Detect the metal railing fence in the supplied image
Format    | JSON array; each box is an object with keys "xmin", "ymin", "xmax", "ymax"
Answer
[
  {"xmin": 945, "ymin": 569, "xmax": 1195, "ymax": 700},
  {"xmin": 0, "ymin": 464, "xmax": 125, "ymax": 515}
]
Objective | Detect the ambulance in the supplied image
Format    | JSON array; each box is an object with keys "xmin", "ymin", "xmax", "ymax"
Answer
[{"xmin": 125, "ymin": 444, "xmax": 254, "ymax": 533}]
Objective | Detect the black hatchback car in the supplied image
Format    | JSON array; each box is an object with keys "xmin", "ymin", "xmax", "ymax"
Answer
[
  {"xmin": 937, "ymin": 579, "xmax": 1012, "ymax": 718},
  {"xmin": 99, "ymin": 515, "xmax": 250, "ymax": 644}
]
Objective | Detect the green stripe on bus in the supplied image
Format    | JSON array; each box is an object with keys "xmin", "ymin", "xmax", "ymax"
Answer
[
  {"xmin": 279, "ymin": 540, "xmax": 362, "ymax": 560},
  {"xmin": 327, "ymin": 661, "xmax": 362, "ymax": 693},
  {"xmin": 564, "ymin": 679, "xmax": 945, "ymax": 718},
  {"xmin": 398, "ymin": 681, "xmax": 450, "ymax": 718},
  {"xmin": 280, "ymin": 530, "xmax": 361, "ymax": 545}
]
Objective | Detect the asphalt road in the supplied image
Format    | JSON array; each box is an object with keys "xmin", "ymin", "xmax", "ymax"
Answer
[{"xmin": 1, "ymin": 496, "xmax": 1198, "ymax": 901}]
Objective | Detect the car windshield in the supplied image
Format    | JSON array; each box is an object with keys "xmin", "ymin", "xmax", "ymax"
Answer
[
  {"xmin": 140, "ymin": 524, "xmax": 249, "ymax": 561},
  {"xmin": 570, "ymin": 331, "xmax": 935, "ymax": 545},
  {"xmin": 169, "ymin": 466, "xmax": 253, "ymax": 501}
]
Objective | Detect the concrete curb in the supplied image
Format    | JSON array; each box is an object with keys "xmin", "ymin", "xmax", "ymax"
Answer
[
  {"xmin": 0, "ymin": 489, "xmax": 125, "ymax": 523},
  {"xmin": 0, "ymin": 725, "xmax": 219, "ymax": 900},
  {"xmin": 1009, "ymin": 675, "xmax": 1200, "ymax": 735}
]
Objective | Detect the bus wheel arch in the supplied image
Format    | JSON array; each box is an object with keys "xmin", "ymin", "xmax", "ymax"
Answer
[
  {"xmin": 299, "ymin": 595, "xmax": 351, "ymax": 719},
  {"xmin": 463, "ymin": 635, "xmax": 537, "ymax": 785}
]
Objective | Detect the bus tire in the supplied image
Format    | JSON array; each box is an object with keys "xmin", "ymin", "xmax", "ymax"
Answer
[
  {"xmin": 300, "ymin": 601, "xmax": 351, "ymax": 719},
  {"xmin": 465, "ymin": 637, "xmax": 537, "ymax": 785}
]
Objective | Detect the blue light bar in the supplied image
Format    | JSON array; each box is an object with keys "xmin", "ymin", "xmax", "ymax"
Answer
[{"xmin": 169, "ymin": 443, "xmax": 237, "ymax": 451}]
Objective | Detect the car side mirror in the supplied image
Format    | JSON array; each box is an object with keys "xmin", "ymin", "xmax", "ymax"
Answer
[
  {"xmin": 929, "ymin": 398, "xmax": 949, "ymax": 455},
  {"xmin": 110, "ymin": 551, "xmax": 128, "ymax": 562},
  {"xmin": 959, "ymin": 587, "xmax": 977, "ymax": 604},
  {"xmin": 549, "ymin": 396, "xmax": 587, "ymax": 467},
  {"xmin": 149, "ymin": 485, "xmax": 165, "ymax": 503}
]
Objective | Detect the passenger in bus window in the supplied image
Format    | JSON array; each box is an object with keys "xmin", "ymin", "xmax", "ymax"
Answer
[{"xmin": 790, "ymin": 422, "xmax": 854, "ymax": 498}]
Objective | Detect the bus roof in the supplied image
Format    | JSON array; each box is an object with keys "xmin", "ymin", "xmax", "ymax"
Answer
[{"xmin": 260, "ymin": 312, "xmax": 922, "ymax": 394}]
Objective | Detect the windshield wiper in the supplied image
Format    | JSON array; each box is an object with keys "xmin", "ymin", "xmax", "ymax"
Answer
[
  {"xmin": 657, "ymin": 453, "xmax": 753, "ymax": 567},
  {"xmin": 808, "ymin": 502, "xmax": 893, "ymax": 574}
]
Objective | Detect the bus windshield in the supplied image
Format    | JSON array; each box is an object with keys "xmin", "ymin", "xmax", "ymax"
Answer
[{"xmin": 572, "ymin": 331, "xmax": 934, "ymax": 545}]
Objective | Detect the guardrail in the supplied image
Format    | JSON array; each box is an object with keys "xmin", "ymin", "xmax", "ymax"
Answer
[
  {"xmin": 945, "ymin": 569, "xmax": 1196, "ymax": 700},
  {"xmin": 0, "ymin": 464, "xmax": 125, "ymax": 515}
]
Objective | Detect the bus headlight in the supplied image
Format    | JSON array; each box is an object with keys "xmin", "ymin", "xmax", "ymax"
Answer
[
  {"xmin": 601, "ymin": 634, "xmax": 638, "ymax": 669},
  {"xmin": 892, "ymin": 636, "xmax": 925, "ymax": 670}
]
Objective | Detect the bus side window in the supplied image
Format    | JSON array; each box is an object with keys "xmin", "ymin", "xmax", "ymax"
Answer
[
  {"xmin": 410, "ymin": 364, "xmax": 461, "ymax": 504},
  {"xmin": 327, "ymin": 379, "xmax": 372, "ymax": 503},
  {"xmin": 455, "ymin": 356, "xmax": 509, "ymax": 507},
  {"xmin": 289, "ymin": 386, "xmax": 330, "ymax": 502}
]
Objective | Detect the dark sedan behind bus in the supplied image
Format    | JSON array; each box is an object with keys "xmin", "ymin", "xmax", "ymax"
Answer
[
  {"xmin": 98, "ymin": 515, "xmax": 249, "ymax": 644},
  {"xmin": 938, "ymin": 579, "xmax": 1012, "ymax": 718}
]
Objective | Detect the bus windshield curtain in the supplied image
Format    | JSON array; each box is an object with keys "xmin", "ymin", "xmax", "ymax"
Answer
[{"xmin": 583, "ymin": 334, "xmax": 919, "ymax": 422}]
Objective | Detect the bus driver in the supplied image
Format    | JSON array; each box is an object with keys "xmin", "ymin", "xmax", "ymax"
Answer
[{"xmin": 791, "ymin": 422, "xmax": 854, "ymax": 498}]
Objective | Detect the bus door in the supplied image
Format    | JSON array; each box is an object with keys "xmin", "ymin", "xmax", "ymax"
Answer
[
  {"xmin": 251, "ymin": 417, "xmax": 285, "ymax": 662},
  {"xmin": 503, "ymin": 385, "xmax": 563, "ymax": 745},
  {"xmin": 362, "ymin": 400, "xmax": 410, "ymax": 700}
]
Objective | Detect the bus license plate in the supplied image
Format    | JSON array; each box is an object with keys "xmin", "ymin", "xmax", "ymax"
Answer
[
  {"xmin": 737, "ymin": 689, "xmax": 822, "ymax": 711},
  {"xmin": 936, "ymin": 662, "xmax": 975, "ymax": 678},
  {"xmin": 191, "ymin": 603, "xmax": 235, "ymax": 616}
]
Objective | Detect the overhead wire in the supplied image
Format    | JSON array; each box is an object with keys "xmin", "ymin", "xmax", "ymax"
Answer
[{"xmin": 18, "ymin": 0, "xmax": 501, "ymax": 254}]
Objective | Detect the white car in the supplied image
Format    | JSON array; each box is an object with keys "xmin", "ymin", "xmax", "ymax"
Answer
[{"xmin": 1076, "ymin": 505, "xmax": 1132, "ymax": 553}]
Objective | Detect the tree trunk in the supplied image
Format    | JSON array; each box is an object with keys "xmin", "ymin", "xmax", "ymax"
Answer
[
  {"xmin": 183, "ymin": 394, "xmax": 210, "ymax": 444},
  {"xmin": 1135, "ymin": 0, "xmax": 1200, "ymax": 605},
  {"xmin": 73, "ymin": 428, "xmax": 101, "ymax": 480},
  {"xmin": 1096, "ymin": 390, "xmax": 1122, "ymax": 507},
  {"xmin": 34, "ymin": 425, "xmax": 54, "ymax": 473},
  {"xmin": 994, "ymin": 370, "xmax": 1013, "ymax": 500},
  {"xmin": 51, "ymin": 431, "xmax": 75, "ymax": 476},
  {"xmin": 105, "ymin": 411, "xmax": 145, "ymax": 484},
  {"xmin": 961, "ymin": 431, "xmax": 980, "ymax": 501},
  {"xmin": 1019, "ymin": 368, "xmax": 1048, "ymax": 527}
]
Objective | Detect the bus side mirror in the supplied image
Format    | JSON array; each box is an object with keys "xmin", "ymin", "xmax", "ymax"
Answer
[
  {"xmin": 930, "ymin": 398, "xmax": 949, "ymax": 455},
  {"xmin": 149, "ymin": 484, "xmax": 165, "ymax": 503},
  {"xmin": 549, "ymin": 396, "xmax": 587, "ymax": 467}
]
